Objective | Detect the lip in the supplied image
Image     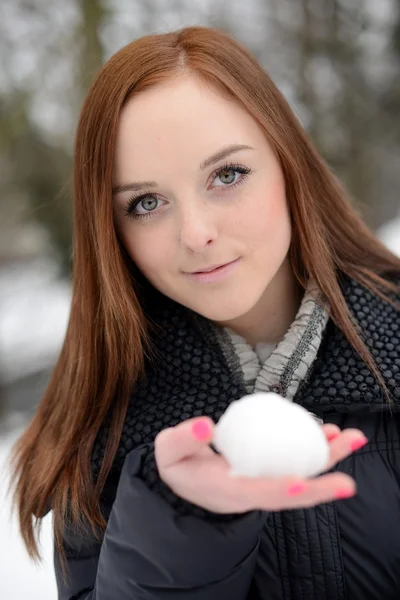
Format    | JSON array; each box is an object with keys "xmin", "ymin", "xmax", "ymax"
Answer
[
  {"xmin": 188, "ymin": 262, "xmax": 231, "ymax": 274},
  {"xmin": 184, "ymin": 258, "xmax": 241, "ymax": 283}
]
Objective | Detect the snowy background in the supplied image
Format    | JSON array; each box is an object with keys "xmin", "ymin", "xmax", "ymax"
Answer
[
  {"xmin": 0, "ymin": 422, "xmax": 57, "ymax": 598},
  {"xmin": 0, "ymin": 258, "xmax": 70, "ymax": 598}
]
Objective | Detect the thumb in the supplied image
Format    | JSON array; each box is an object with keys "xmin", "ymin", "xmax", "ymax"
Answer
[{"xmin": 155, "ymin": 416, "xmax": 215, "ymax": 469}]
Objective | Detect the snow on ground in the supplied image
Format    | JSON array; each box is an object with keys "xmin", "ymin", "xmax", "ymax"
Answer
[{"xmin": 0, "ymin": 416, "xmax": 57, "ymax": 599}]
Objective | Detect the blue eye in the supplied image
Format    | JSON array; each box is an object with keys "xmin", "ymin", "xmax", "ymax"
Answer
[
  {"xmin": 124, "ymin": 194, "xmax": 165, "ymax": 220},
  {"xmin": 124, "ymin": 162, "xmax": 252, "ymax": 220}
]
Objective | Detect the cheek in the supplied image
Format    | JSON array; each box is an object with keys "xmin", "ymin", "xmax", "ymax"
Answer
[
  {"xmin": 117, "ymin": 224, "xmax": 171, "ymax": 277},
  {"xmin": 266, "ymin": 189, "xmax": 292, "ymax": 241},
  {"xmin": 237, "ymin": 177, "xmax": 291, "ymax": 248}
]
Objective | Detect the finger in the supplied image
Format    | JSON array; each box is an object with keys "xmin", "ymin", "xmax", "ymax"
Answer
[
  {"xmin": 326, "ymin": 428, "xmax": 368, "ymax": 470},
  {"xmin": 155, "ymin": 417, "xmax": 215, "ymax": 469},
  {"xmin": 245, "ymin": 472, "xmax": 356, "ymax": 511},
  {"xmin": 321, "ymin": 423, "xmax": 341, "ymax": 442},
  {"xmin": 283, "ymin": 472, "xmax": 357, "ymax": 509}
]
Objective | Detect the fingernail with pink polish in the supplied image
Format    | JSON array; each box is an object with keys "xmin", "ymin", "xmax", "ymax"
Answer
[
  {"xmin": 351, "ymin": 438, "xmax": 368, "ymax": 452},
  {"xmin": 335, "ymin": 488, "xmax": 355, "ymax": 500},
  {"xmin": 288, "ymin": 483, "xmax": 306, "ymax": 496},
  {"xmin": 192, "ymin": 420, "xmax": 211, "ymax": 441}
]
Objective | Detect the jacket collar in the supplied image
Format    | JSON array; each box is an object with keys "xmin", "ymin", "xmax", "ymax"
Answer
[{"xmin": 218, "ymin": 278, "xmax": 329, "ymax": 400}]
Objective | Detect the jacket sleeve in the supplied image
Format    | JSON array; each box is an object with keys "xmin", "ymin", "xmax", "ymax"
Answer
[{"xmin": 55, "ymin": 443, "xmax": 266, "ymax": 600}]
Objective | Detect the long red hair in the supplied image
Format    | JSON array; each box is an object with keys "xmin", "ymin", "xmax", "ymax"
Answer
[{"xmin": 9, "ymin": 26, "xmax": 400, "ymax": 571}]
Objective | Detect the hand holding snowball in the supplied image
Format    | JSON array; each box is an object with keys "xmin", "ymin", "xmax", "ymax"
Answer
[{"xmin": 155, "ymin": 392, "xmax": 368, "ymax": 514}]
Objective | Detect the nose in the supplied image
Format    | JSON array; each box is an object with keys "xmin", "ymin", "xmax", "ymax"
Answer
[{"xmin": 178, "ymin": 204, "xmax": 218, "ymax": 252}]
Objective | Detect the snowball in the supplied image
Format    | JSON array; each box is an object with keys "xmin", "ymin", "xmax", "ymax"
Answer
[{"xmin": 213, "ymin": 392, "xmax": 330, "ymax": 478}]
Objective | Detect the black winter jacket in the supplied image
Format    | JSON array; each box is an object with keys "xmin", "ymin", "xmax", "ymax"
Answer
[{"xmin": 55, "ymin": 273, "xmax": 400, "ymax": 600}]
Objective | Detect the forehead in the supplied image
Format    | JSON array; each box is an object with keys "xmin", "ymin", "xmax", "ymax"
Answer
[
  {"xmin": 119, "ymin": 73, "xmax": 233, "ymax": 128},
  {"xmin": 114, "ymin": 74, "xmax": 265, "ymax": 171}
]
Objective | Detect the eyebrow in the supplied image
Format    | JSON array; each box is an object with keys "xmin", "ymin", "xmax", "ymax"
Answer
[{"xmin": 112, "ymin": 143, "xmax": 255, "ymax": 195}]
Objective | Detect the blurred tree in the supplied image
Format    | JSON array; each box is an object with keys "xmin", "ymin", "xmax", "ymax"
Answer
[
  {"xmin": 0, "ymin": 0, "xmax": 108, "ymax": 274},
  {"xmin": 230, "ymin": 0, "xmax": 399, "ymax": 229},
  {"xmin": 302, "ymin": 0, "xmax": 377, "ymax": 225},
  {"xmin": 372, "ymin": 0, "xmax": 400, "ymax": 225},
  {"xmin": 75, "ymin": 0, "xmax": 108, "ymax": 105},
  {"xmin": 0, "ymin": 91, "xmax": 72, "ymax": 270},
  {"xmin": 386, "ymin": 0, "xmax": 400, "ymax": 126}
]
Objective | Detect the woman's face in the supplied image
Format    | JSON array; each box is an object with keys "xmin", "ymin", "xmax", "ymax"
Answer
[{"xmin": 113, "ymin": 73, "xmax": 292, "ymax": 324}]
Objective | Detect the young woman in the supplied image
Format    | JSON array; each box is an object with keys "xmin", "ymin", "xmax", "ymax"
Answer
[{"xmin": 10, "ymin": 26, "xmax": 400, "ymax": 600}]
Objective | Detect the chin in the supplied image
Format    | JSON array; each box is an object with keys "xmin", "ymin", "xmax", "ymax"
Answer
[{"xmin": 189, "ymin": 295, "xmax": 258, "ymax": 324}]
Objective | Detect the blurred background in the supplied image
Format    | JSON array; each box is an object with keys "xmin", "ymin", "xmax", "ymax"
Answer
[{"xmin": 0, "ymin": 0, "xmax": 399, "ymax": 597}]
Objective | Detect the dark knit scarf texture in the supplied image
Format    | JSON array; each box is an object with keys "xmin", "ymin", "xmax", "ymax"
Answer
[{"xmin": 92, "ymin": 271, "xmax": 400, "ymax": 521}]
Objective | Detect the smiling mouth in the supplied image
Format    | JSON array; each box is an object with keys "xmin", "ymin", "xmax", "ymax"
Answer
[
  {"xmin": 187, "ymin": 259, "xmax": 237, "ymax": 274},
  {"xmin": 183, "ymin": 258, "xmax": 241, "ymax": 283}
]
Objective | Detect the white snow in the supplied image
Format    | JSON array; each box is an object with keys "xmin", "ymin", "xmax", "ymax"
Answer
[
  {"xmin": 0, "ymin": 257, "xmax": 71, "ymax": 384},
  {"xmin": 377, "ymin": 213, "xmax": 400, "ymax": 258},
  {"xmin": 0, "ymin": 417, "xmax": 57, "ymax": 599}
]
